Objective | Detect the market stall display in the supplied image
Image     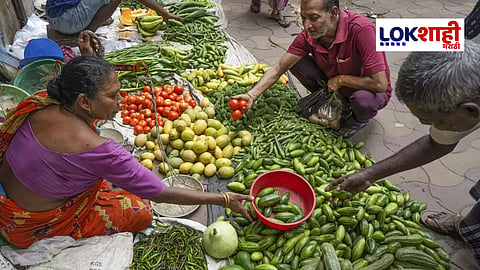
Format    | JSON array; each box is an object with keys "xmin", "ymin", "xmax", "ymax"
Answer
[{"xmin": 0, "ymin": 0, "xmax": 456, "ymax": 268}]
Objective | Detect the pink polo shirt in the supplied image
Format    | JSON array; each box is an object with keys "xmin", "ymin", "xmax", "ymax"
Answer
[{"xmin": 287, "ymin": 9, "xmax": 393, "ymax": 99}]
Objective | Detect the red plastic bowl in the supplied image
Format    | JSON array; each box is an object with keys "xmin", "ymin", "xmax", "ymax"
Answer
[{"xmin": 250, "ymin": 170, "xmax": 316, "ymax": 230}]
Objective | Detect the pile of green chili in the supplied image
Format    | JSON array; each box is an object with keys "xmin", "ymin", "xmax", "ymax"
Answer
[{"xmin": 130, "ymin": 223, "xmax": 208, "ymax": 270}]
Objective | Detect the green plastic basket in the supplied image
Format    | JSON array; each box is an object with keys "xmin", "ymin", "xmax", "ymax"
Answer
[
  {"xmin": 0, "ymin": 84, "xmax": 30, "ymax": 119},
  {"xmin": 13, "ymin": 59, "xmax": 63, "ymax": 95}
]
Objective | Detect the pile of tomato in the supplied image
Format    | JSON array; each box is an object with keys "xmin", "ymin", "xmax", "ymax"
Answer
[
  {"xmin": 228, "ymin": 98, "xmax": 248, "ymax": 121},
  {"xmin": 119, "ymin": 84, "xmax": 197, "ymax": 135}
]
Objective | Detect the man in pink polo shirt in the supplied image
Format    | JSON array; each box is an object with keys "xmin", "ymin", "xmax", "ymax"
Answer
[{"xmin": 234, "ymin": 0, "xmax": 392, "ymax": 137}]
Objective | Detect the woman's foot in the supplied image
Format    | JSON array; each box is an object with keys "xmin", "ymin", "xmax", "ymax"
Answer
[
  {"xmin": 250, "ymin": 0, "xmax": 261, "ymax": 13},
  {"xmin": 270, "ymin": 11, "xmax": 290, "ymax": 27},
  {"xmin": 421, "ymin": 211, "xmax": 462, "ymax": 236}
]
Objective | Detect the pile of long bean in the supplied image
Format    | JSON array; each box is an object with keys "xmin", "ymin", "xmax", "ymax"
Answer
[
  {"xmin": 105, "ymin": 42, "xmax": 202, "ymax": 90},
  {"xmin": 163, "ymin": 22, "xmax": 228, "ymax": 47},
  {"xmin": 130, "ymin": 223, "xmax": 208, "ymax": 270}
]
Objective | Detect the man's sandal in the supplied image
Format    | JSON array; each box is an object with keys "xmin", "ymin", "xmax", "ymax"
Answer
[
  {"xmin": 271, "ymin": 16, "xmax": 290, "ymax": 27},
  {"xmin": 332, "ymin": 122, "xmax": 367, "ymax": 138},
  {"xmin": 421, "ymin": 211, "xmax": 462, "ymax": 236}
]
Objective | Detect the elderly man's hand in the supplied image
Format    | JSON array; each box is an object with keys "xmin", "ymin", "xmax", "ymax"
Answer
[
  {"xmin": 231, "ymin": 92, "xmax": 255, "ymax": 112},
  {"xmin": 327, "ymin": 76, "xmax": 343, "ymax": 92}
]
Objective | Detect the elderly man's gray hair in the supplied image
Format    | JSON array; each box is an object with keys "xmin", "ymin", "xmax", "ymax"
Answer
[{"xmin": 396, "ymin": 40, "xmax": 480, "ymax": 113}]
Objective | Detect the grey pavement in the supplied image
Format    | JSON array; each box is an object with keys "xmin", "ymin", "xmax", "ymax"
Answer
[{"xmin": 220, "ymin": 0, "xmax": 480, "ymax": 269}]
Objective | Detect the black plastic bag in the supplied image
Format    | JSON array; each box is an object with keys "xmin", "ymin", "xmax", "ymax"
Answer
[
  {"xmin": 296, "ymin": 83, "xmax": 345, "ymax": 129},
  {"xmin": 296, "ymin": 89, "xmax": 331, "ymax": 118}
]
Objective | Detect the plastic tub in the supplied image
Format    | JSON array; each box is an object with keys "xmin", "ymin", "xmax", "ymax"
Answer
[
  {"xmin": 0, "ymin": 84, "xmax": 30, "ymax": 115},
  {"xmin": 250, "ymin": 170, "xmax": 316, "ymax": 230},
  {"xmin": 13, "ymin": 59, "xmax": 63, "ymax": 95}
]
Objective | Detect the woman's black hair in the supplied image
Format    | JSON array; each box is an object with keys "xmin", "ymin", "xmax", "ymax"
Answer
[{"xmin": 47, "ymin": 56, "xmax": 115, "ymax": 106}]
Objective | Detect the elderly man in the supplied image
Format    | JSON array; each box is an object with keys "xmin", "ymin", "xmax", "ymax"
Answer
[
  {"xmin": 234, "ymin": 0, "xmax": 392, "ymax": 137},
  {"xmin": 327, "ymin": 40, "xmax": 480, "ymax": 264}
]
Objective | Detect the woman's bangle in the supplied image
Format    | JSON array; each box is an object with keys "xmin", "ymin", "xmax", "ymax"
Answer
[{"xmin": 222, "ymin": 192, "xmax": 231, "ymax": 208}]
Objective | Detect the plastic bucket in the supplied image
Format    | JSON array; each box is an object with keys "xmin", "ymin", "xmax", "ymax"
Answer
[
  {"xmin": 250, "ymin": 170, "xmax": 316, "ymax": 230},
  {"xmin": 13, "ymin": 59, "xmax": 63, "ymax": 95}
]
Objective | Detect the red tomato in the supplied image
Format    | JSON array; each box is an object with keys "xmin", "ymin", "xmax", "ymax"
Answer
[
  {"xmin": 137, "ymin": 114, "xmax": 145, "ymax": 121},
  {"xmin": 157, "ymin": 107, "xmax": 164, "ymax": 115},
  {"xmin": 179, "ymin": 102, "xmax": 189, "ymax": 111},
  {"xmin": 148, "ymin": 119, "xmax": 156, "ymax": 128},
  {"xmin": 155, "ymin": 97, "xmax": 164, "ymax": 107},
  {"xmin": 121, "ymin": 110, "xmax": 130, "ymax": 117},
  {"xmin": 164, "ymin": 99, "xmax": 173, "ymax": 107},
  {"xmin": 170, "ymin": 105, "xmax": 179, "ymax": 112},
  {"xmin": 138, "ymin": 120, "xmax": 147, "ymax": 127},
  {"xmin": 129, "ymin": 112, "xmax": 138, "ymax": 119},
  {"xmin": 144, "ymin": 109, "xmax": 152, "ymax": 118},
  {"xmin": 175, "ymin": 96, "xmax": 183, "ymax": 102},
  {"xmin": 143, "ymin": 100, "xmax": 152, "ymax": 110},
  {"xmin": 128, "ymin": 104, "xmax": 138, "ymax": 112},
  {"xmin": 143, "ymin": 126, "xmax": 151, "ymax": 133},
  {"xmin": 136, "ymin": 96, "xmax": 146, "ymax": 105},
  {"xmin": 122, "ymin": 116, "xmax": 131, "ymax": 125},
  {"xmin": 239, "ymin": 100, "xmax": 248, "ymax": 108},
  {"xmin": 162, "ymin": 85, "xmax": 174, "ymax": 94},
  {"xmin": 188, "ymin": 100, "xmax": 197, "ymax": 107},
  {"xmin": 119, "ymin": 103, "xmax": 125, "ymax": 110},
  {"xmin": 162, "ymin": 107, "xmax": 171, "ymax": 117},
  {"xmin": 231, "ymin": 109, "xmax": 242, "ymax": 121},
  {"xmin": 144, "ymin": 85, "xmax": 151, "ymax": 92},
  {"xmin": 183, "ymin": 95, "xmax": 193, "ymax": 103},
  {"xmin": 134, "ymin": 125, "xmax": 144, "ymax": 135},
  {"xmin": 120, "ymin": 91, "xmax": 128, "ymax": 97},
  {"xmin": 153, "ymin": 86, "xmax": 162, "ymax": 96},
  {"xmin": 144, "ymin": 93, "xmax": 153, "ymax": 101},
  {"xmin": 228, "ymin": 99, "xmax": 240, "ymax": 110},
  {"xmin": 130, "ymin": 118, "xmax": 139, "ymax": 126},
  {"xmin": 160, "ymin": 91, "xmax": 169, "ymax": 99},
  {"xmin": 126, "ymin": 95, "xmax": 137, "ymax": 105},
  {"xmin": 168, "ymin": 110, "xmax": 179, "ymax": 121},
  {"xmin": 173, "ymin": 85, "xmax": 184, "ymax": 95}
]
